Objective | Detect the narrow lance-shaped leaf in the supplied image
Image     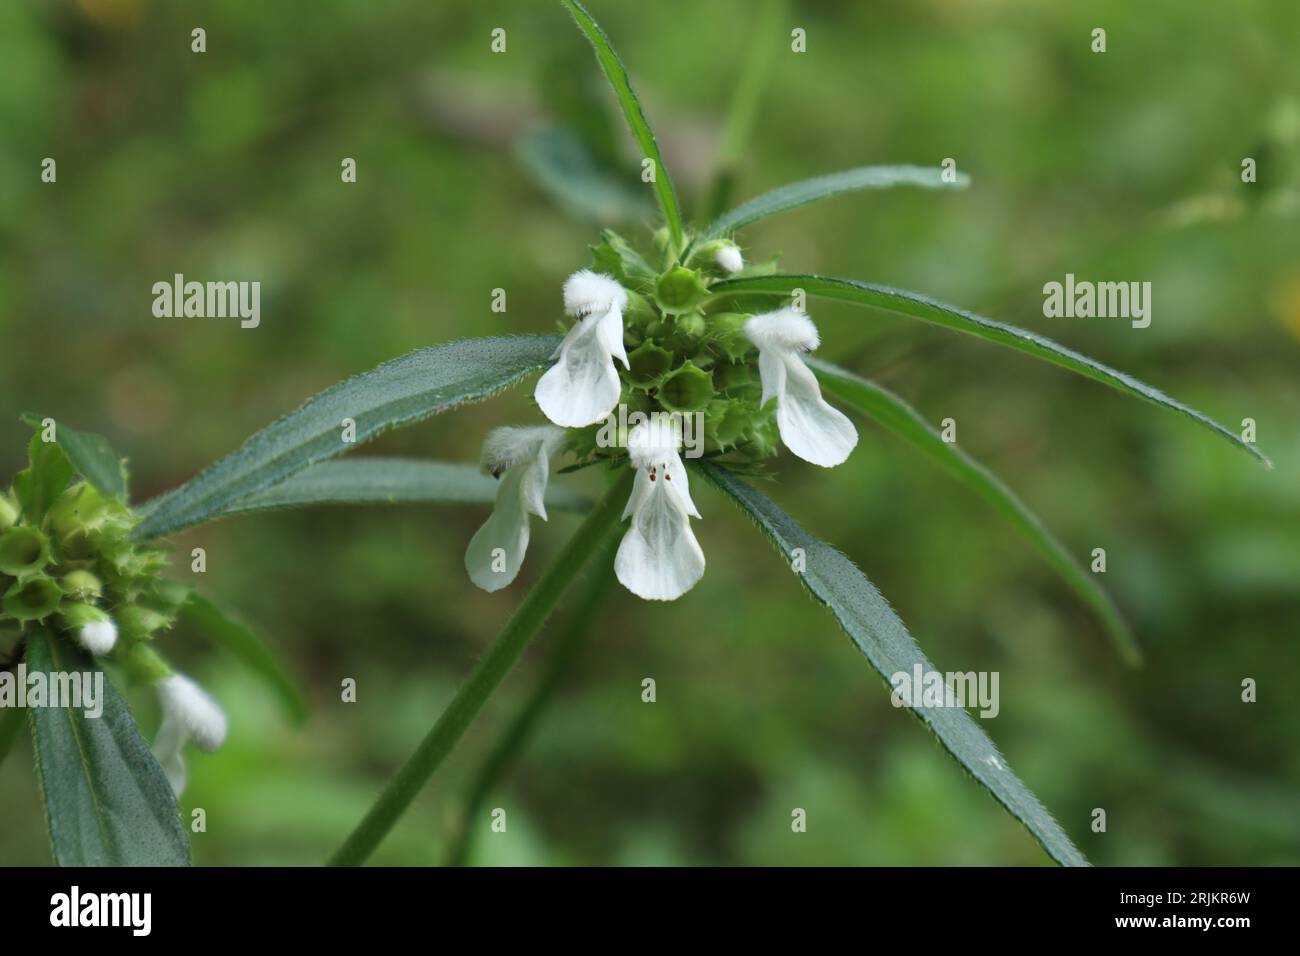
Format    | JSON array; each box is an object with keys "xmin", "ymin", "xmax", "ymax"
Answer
[
  {"xmin": 712, "ymin": 274, "xmax": 1271, "ymax": 467},
  {"xmin": 559, "ymin": 0, "xmax": 685, "ymax": 249},
  {"xmin": 222, "ymin": 458, "xmax": 591, "ymax": 519},
  {"xmin": 694, "ymin": 461, "xmax": 1089, "ymax": 867},
  {"xmin": 701, "ymin": 165, "xmax": 970, "ymax": 241},
  {"xmin": 181, "ymin": 594, "xmax": 308, "ymax": 726},
  {"xmin": 808, "ymin": 356, "xmax": 1139, "ymax": 665},
  {"xmin": 26, "ymin": 629, "xmax": 191, "ymax": 866},
  {"xmin": 20, "ymin": 414, "xmax": 129, "ymax": 502},
  {"xmin": 134, "ymin": 336, "xmax": 562, "ymax": 539}
]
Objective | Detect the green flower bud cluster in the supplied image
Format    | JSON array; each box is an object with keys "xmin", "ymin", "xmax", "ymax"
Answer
[
  {"xmin": 1, "ymin": 434, "xmax": 183, "ymax": 684},
  {"xmin": 567, "ymin": 228, "xmax": 780, "ymax": 466}
]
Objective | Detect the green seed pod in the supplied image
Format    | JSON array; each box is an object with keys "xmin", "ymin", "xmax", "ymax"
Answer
[
  {"xmin": 654, "ymin": 267, "xmax": 708, "ymax": 315},
  {"xmin": 3, "ymin": 574, "xmax": 63, "ymax": 622},
  {"xmin": 0, "ymin": 496, "xmax": 17, "ymax": 531},
  {"xmin": 0, "ymin": 525, "xmax": 52, "ymax": 577},
  {"xmin": 61, "ymin": 569, "xmax": 103, "ymax": 602},
  {"xmin": 658, "ymin": 362, "xmax": 715, "ymax": 413}
]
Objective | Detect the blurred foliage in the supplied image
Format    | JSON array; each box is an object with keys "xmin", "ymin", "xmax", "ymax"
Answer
[{"xmin": 1, "ymin": 0, "xmax": 1297, "ymax": 866}]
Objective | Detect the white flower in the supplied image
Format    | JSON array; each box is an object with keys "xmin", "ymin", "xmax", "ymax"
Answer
[
  {"xmin": 465, "ymin": 425, "xmax": 566, "ymax": 592},
  {"xmin": 715, "ymin": 242, "xmax": 744, "ymax": 274},
  {"xmin": 615, "ymin": 416, "xmax": 706, "ymax": 601},
  {"xmin": 76, "ymin": 618, "xmax": 117, "ymax": 656},
  {"xmin": 745, "ymin": 306, "xmax": 858, "ymax": 468},
  {"xmin": 535, "ymin": 270, "xmax": 630, "ymax": 427},
  {"xmin": 152, "ymin": 673, "xmax": 228, "ymax": 797}
]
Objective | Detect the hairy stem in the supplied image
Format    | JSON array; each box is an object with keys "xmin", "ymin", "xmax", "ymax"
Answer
[
  {"xmin": 327, "ymin": 470, "xmax": 632, "ymax": 866},
  {"xmin": 445, "ymin": 537, "xmax": 618, "ymax": 866}
]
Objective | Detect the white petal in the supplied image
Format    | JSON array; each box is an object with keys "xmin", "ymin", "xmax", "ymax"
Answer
[
  {"xmin": 77, "ymin": 618, "xmax": 118, "ymax": 656},
  {"xmin": 745, "ymin": 307, "xmax": 820, "ymax": 353},
  {"xmin": 156, "ymin": 673, "xmax": 227, "ymax": 752},
  {"xmin": 535, "ymin": 313, "xmax": 622, "ymax": 427},
  {"xmin": 480, "ymin": 425, "xmax": 564, "ymax": 476},
  {"xmin": 715, "ymin": 243, "xmax": 744, "ymax": 273},
  {"xmin": 596, "ymin": 304, "xmax": 629, "ymax": 369},
  {"xmin": 770, "ymin": 352, "xmax": 858, "ymax": 467},
  {"xmin": 626, "ymin": 415, "xmax": 682, "ymax": 469},
  {"xmin": 615, "ymin": 476, "xmax": 706, "ymax": 601},
  {"xmin": 756, "ymin": 348, "xmax": 786, "ymax": 408},
  {"xmin": 466, "ymin": 465, "xmax": 533, "ymax": 592},
  {"xmin": 563, "ymin": 270, "xmax": 627, "ymax": 318},
  {"xmin": 152, "ymin": 713, "xmax": 188, "ymax": 796}
]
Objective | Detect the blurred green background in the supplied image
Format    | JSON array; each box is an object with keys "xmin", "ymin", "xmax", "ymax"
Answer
[{"xmin": 1, "ymin": 0, "xmax": 1297, "ymax": 866}]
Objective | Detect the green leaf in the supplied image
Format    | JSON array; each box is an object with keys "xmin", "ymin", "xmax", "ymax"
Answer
[
  {"xmin": 515, "ymin": 126, "xmax": 653, "ymax": 224},
  {"xmin": 180, "ymin": 594, "xmax": 308, "ymax": 725},
  {"xmin": 134, "ymin": 336, "xmax": 562, "ymax": 539},
  {"xmin": 0, "ymin": 700, "xmax": 24, "ymax": 770},
  {"xmin": 808, "ymin": 357, "xmax": 1139, "ymax": 665},
  {"xmin": 13, "ymin": 428, "xmax": 74, "ymax": 525},
  {"xmin": 712, "ymin": 274, "xmax": 1271, "ymax": 467},
  {"xmin": 559, "ymin": 0, "xmax": 685, "ymax": 249},
  {"xmin": 20, "ymin": 414, "xmax": 128, "ymax": 502},
  {"xmin": 222, "ymin": 458, "xmax": 592, "ymax": 518},
  {"xmin": 26, "ymin": 629, "xmax": 191, "ymax": 866},
  {"xmin": 694, "ymin": 461, "xmax": 1088, "ymax": 867},
  {"xmin": 701, "ymin": 165, "xmax": 970, "ymax": 240}
]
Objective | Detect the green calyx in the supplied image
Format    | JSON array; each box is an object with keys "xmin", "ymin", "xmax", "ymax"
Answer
[
  {"xmin": 0, "ymin": 525, "xmax": 51, "ymax": 576},
  {"xmin": 626, "ymin": 341, "xmax": 674, "ymax": 387},
  {"xmin": 2, "ymin": 421, "xmax": 180, "ymax": 658},
  {"xmin": 654, "ymin": 267, "xmax": 709, "ymax": 315},
  {"xmin": 658, "ymin": 362, "xmax": 714, "ymax": 413},
  {"xmin": 3, "ymin": 574, "xmax": 63, "ymax": 621}
]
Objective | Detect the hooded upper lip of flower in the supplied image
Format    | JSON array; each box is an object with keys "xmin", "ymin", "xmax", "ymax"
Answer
[
  {"xmin": 745, "ymin": 306, "xmax": 858, "ymax": 468},
  {"xmin": 614, "ymin": 416, "xmax": 706, "ymax": 602},
  {"xmin": 152, "ymin": 672, "xmax": 228, "ymax": 796},
  {"xmin": 715, "ymin": 242, "xmax": 744, "ymax": 274},
  {"xmin": 465, "ymin": 425, "xmax": 565, "ymax": 593},
  {"xmin": 534, "ymin": 270, "xmax": 630, "ymax": 428},
  {"xmin": 76, "ymin": 617, "xmax": 117, "ymax": 656}
]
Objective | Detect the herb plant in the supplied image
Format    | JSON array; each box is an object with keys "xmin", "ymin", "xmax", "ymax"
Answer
[{"xmin": 0, "ymin": 0, "xmax": 1269, "ymax": 868}]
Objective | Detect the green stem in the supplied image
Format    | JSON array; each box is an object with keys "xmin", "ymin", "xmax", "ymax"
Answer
[
  {"xmin": 327, "ymin": 470, "xmax": 632, "ymax": 867},
  {"xmin": 445, "ymin": 537, "xmax": 618, "ymax": 866}
]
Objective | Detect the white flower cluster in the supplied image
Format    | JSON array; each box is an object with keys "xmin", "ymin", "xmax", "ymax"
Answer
[{"xmin": 465, "ymin": 265, "xmax": 857, "ymax": 601}]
